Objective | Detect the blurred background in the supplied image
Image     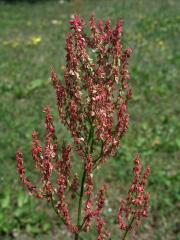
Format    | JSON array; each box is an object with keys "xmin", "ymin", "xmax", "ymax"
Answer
[{"xmin": 0, "ymin": 0, "xmax": 179, "ymax": 239}]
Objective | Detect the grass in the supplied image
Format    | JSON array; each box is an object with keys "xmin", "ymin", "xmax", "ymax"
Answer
[{"xmin": 0, "ymin": 0, "xmax": 179, "ymax": 239}]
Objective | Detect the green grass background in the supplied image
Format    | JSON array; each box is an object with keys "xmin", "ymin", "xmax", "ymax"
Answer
[{"xmin": 0, "ymin": 0, "xmax": 179, "ymax": 239}]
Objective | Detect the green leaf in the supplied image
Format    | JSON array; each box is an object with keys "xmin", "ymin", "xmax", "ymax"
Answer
[
  {"xmin": 17, "ymin": 191, "xmax": 28, "ymax": 207},
  {"xmin": 42, "ymin": 223, "xmax": 51, "ymax": 232},
  {"xmin": 26, "ymin": 78, "xmax": 50, "ymax": 94},
  {"xmin": 1, "ymin": 192, "xmax": 10, "ymax": 209}
]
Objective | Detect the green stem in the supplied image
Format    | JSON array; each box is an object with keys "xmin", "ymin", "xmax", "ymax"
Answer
[
  {"xmin": 74, "ymin": 169, "xmax": 87, "ymax": 240},
  {"xmin": 74, "ymin": 121, "xmax": 94, "ymax": 240},
  {"xmin": 122, "ymin": 216, "xmax": 135, "ymax": 240}
]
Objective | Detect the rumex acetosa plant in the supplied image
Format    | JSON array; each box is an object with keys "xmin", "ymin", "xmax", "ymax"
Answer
[{"xmin": 16, "ymin": 15, "xmax": 150, "ymax": 240}]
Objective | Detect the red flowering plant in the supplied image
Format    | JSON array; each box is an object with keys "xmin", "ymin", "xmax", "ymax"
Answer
[{"xmin": 16, "ymin": 15, "xmax": 150, "ymax": 240}]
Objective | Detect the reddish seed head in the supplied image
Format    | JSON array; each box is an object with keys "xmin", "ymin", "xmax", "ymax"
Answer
[
  {"xmin": 16, "ymin": 14, "xmax": 150, "ymax": 239},
  {"xmin": 118, "ymin": 155, "xmax": 150, "ymax": 237}
]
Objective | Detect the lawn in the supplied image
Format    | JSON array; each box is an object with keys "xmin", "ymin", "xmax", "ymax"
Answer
[{"xmin": 0, "ymin": 0, "xmax": 179, "ymax": 239}]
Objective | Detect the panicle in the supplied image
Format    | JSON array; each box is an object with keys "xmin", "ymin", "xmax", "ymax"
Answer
[
  {"xmin": 16, "ymin": 14, "xmax": 150, "ymax": 240},
  {"xmin": 51, "ymin": 14, "xmax": 132, "ymax": 168},
  {"xmin": 96, "ymin": 216, "xmax": 111, "ymax": 240},
  {"xmin": 32, "ymin": 131, "xmax": 43, "ymax": 169},
  {"xmin": 16, "ymin": 151, "xmax": 43, "ymax": 199},
  {"xmin": 83, "ymin": 185, "xmax": 108, "ymax": 234},
  {"xmin": 118, "ymin": 154, "xmax": 151, "ymax": 237}
]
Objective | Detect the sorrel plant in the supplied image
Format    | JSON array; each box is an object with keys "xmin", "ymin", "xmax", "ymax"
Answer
[{"xmin": 16, "ymin": 15, "xmax": 150, "ymax": 240}]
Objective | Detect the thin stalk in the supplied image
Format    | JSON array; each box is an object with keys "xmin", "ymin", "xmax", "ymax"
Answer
[
  {"xmin": 122, "ymin": 216, "xmax": 135, "ymax": 240},
  {"xmin": 74, "ymin": 169, "xmax": 86, "ymax": 240},
  {"xmin": 74, "ymin": 121, "xmax": 94, "ymax": 240}
]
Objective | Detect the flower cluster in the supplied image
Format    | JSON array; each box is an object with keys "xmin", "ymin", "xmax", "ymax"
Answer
[
  {"xmin": 16, "ymin": 106, "xmax": 80, "ymax": 232},
  {"xmin": 16, "ymin": 15, "xmax": 150, "ymax": 240},
  {"xmin": 52, "ymin": 15, "xmax": 132, "ymax": 163},
  {"xmin": 118, "ymin": 155, "xmax": 151, "ymax": 238}
]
